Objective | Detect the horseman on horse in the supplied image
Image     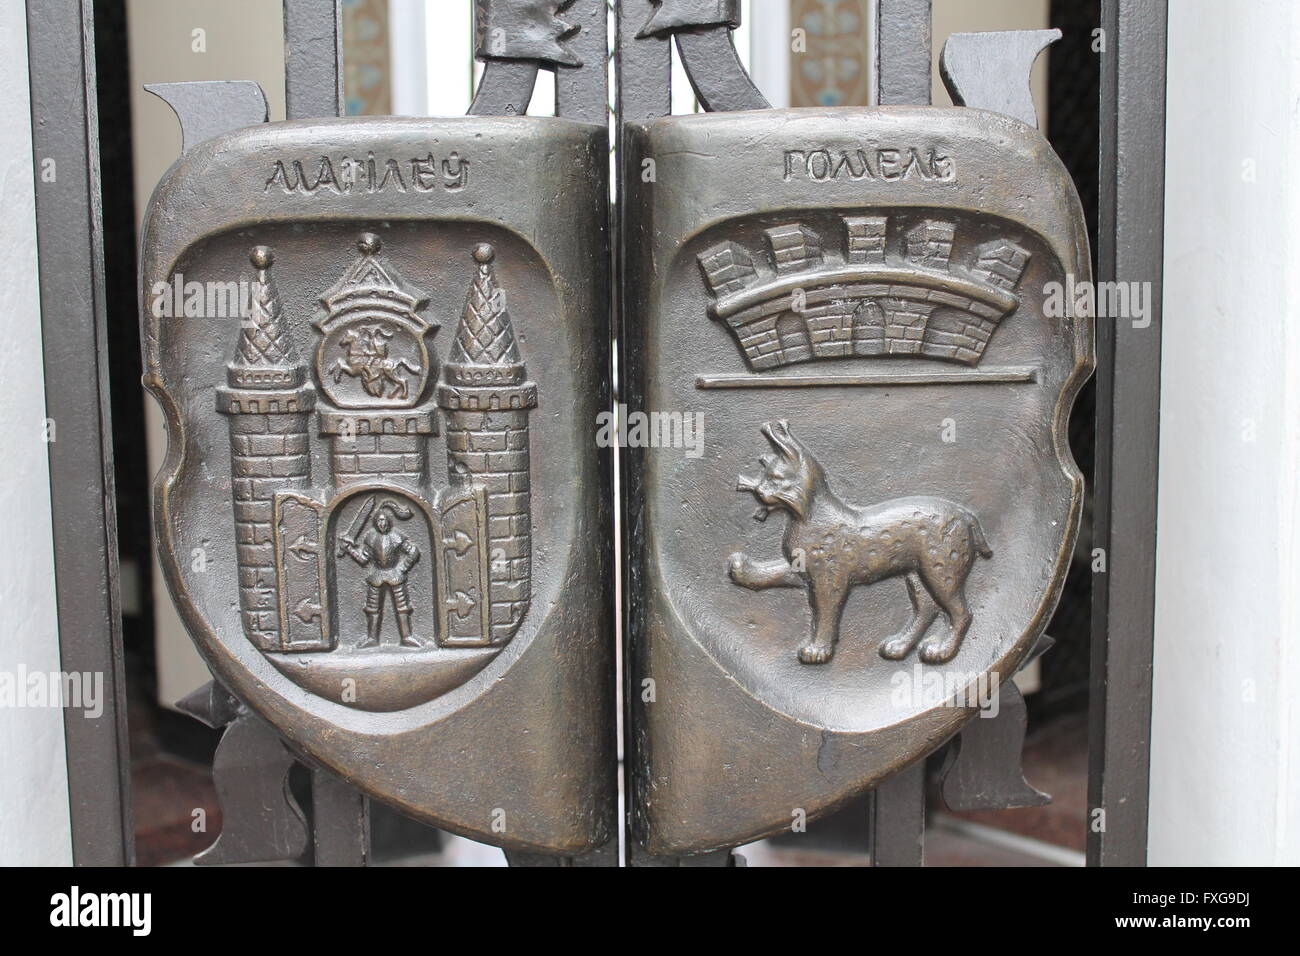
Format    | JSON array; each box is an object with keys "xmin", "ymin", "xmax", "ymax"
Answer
[{"xmin": 330, "ymin": 321, "xmax": 422, "ymax": 399}]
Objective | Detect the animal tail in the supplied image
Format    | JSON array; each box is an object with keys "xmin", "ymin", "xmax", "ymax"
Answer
[{"xmin": 969, "ymin": 516, "xmax": 993, "ymax": 559}]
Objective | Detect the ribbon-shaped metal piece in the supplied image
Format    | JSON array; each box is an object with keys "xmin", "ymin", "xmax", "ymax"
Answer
[
  {"xmin": 476, "ymin": 0, "xmax": 582, "ymax": 67},
  {"xmin": 632, "ymin": 0, "xmax": 766, "ymax": 112},
  {"xmin": 638, "ymin": 0, "xmax": 741, "ymax": 38}
]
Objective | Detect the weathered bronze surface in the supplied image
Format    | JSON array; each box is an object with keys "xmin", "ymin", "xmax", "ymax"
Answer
[
  {"xmin": 141, "ymin": 116, "xmax": 613, "ymax": 854},
  {"xmin": 623, "ymin": 106, "xmax": 1092, "ymax": 855}
]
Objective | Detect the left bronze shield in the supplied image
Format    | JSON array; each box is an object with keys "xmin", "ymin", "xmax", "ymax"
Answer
[{"xmin": 141, "ymin": 117, "xmax": 613, "ymax": 854}]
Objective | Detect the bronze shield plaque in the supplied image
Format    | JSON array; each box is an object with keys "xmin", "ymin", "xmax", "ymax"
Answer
[
  {"xmin": 141, "ymin": 117, "xmax": 613, "ymax": 854},
  {"xmin": 623, "ymin": 107, "xmax": 1092, "ymax": 854}
]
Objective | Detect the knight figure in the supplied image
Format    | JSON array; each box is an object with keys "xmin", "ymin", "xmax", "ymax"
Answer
[{"xmin": 340, "ymin": 497, "xmax": 422, "ymax": 648}]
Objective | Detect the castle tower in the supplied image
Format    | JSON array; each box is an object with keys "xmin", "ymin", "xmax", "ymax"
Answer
[
  {"xmin": 313, "ymin": 233, "xmax": 438, "ymax": 494},
  {"xmin": 216, "ymin": 246, "xmax": 314, "ymax": 652},
  {"xmin": 437, "ymin": 244, "xmax": 537, "ymax": 643}
]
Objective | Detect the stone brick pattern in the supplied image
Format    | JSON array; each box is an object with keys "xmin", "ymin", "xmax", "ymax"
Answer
[
  {"xmin": 971, "ymin": 239, "xmax": 1031, "ymax": 292},
  {"xmin": 698, "ymin": 241, "xmax": 757, "ymax": 299},
  {"xmin": 227, "ymin": 408, "xmax": 311, "ymax": 651},
  {"xmin": 905, "ymin": 219, "xmax": 955, "ymax": 269},
  {"xmin": 444, "ymin": 409, "xmax": 531, "ymax": 641},
  {"xmin": 845, "ymin": 216, "xmax": 887, "ymax": 264},
  {"xmin": 436, "ymin": 243, "xmax": 536, "ymax": 647},
  {"xmin": 697, "ymin": 216, "xmax": 1030, "ymax": 370},
  {"xmin": 331, "ymin": 431, "xmax": 425, "ymax": 488},
  {"xmin": 765, "ymin": 224, "xmax": 823, "ymax": 275},
  {"xmin": 318, "ymin": 410, "xmax": 435, "ymax": 494},
  {"xmin": 216, "ymin": 246, "xmax": 314, "ymax": 653}
]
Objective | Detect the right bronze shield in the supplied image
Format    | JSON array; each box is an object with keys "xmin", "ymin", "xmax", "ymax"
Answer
[{"xmin": 623, "ymin": 107, "xmax": 1093, "ymax": 856}]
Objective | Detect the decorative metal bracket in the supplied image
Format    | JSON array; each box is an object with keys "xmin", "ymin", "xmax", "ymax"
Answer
[
  {"xmin": 144, "ymin": 81, "xmax": 268, "ymax": 154},
  {"xmin": 470, "ymin": 0, "xmax": 607, "ymax": 122},
  {"xmin": 178, "ymin": 682, "xmax": 308, "ymax": 866},
  {"xmin": 636, "ymin": 0, "xmax": 768, "ymax": 111},
  {"xmin": 941, "ymin": 29, "xmax": 1061, "ymax": 128},
  {"xmin": 938, "ymin": 635, "xmax": 1056, "ymax": 812}
]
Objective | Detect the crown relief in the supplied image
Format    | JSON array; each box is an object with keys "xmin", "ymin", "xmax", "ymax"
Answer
[
  {"xmin": 309, "ymin": 233, "xmax": 437, "ymax": 409},
  {"xmin": 697, "ymin": 216, "xmax": 1031, "ymax": 371}
]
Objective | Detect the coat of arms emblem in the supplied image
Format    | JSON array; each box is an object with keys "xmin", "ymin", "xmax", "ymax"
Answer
[
  {"xmin": 215, "ymin": 235, "xmax": 535, "ymax": 711},
  {"xmin": 141, "ymin": 117, "xmax": 614, "ymax": 854},
  {"xmin": 623, "ymin": 106, "xmax": 1094, "ymax": 855}
]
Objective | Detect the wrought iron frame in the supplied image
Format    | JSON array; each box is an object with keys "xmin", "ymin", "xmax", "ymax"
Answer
[
  {"xmin": 1087, "ymin": 0, "xmax": 1167, "ymax": 868},
  {"xmin": 26, "ymin": 0, "xmax": 133, "ymax": 867},
  {"xmin": 31, "ymin": 0, "xmax": 1165, "ymax": 867}
]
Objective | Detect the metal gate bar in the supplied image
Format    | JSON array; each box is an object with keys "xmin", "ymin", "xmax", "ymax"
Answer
[
  {"xmin": 615, "ymin": 0, "xmax": 672, "ymax": 867},
  {"xmin": 876, "ymin": 0, "xmax": 932, "ymax": 105},
  {"xmin": 25, "ymin": 0, "xmax": 133, "ymax": 867},
  {"xmin": 283, "ymin": 0, "xmax": 344, "ymax": 120},
  {"xmin": 283, "ymin": 0, "xmax": 372, "ymax": 868},
  {"xmin": 864, "ymin": 0, "xmax": 933, "ymax": 869},
  {"xmin": 1087, "ymin": 0, "xmax": 1167, "ymax": 868}
]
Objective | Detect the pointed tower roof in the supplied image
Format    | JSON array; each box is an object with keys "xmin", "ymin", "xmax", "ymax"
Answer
[
  {"xmin": 228, "ymin": 245, "xmax": 304, "ymax": 388},
  {"xmin": 448, "ymin": 244, "xmax": 522, "ymax": 366}
]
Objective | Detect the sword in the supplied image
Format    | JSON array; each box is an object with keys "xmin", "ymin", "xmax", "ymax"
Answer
[{"xmin": 338, "ymin": 494, "xmax": 378, "ymax": 558}]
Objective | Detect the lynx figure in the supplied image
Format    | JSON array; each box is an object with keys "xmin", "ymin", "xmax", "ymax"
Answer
[{"xmin": 729, "ymin": 421, "xmax": 991, "ymax": 665}]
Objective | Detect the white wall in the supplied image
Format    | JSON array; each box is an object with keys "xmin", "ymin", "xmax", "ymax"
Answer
[
  {"xmin": 0, "ymin": 2, "xmax": 73, "ymax": 865},
  {"xmin": 1152, "ymin": 0, "xmax": 1300, "ymax": 865}
]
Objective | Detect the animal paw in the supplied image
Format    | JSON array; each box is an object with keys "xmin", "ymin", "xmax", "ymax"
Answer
[
  {"xmin": 918, "ymin": 636, "xmax": 959, "ymax": 665},
  {"xmin": 879, "ymin": 637, "xmax": 916, "ymax": 661},
  {"xmin": 727, "ymin": 553, "xmax": 754, "ymax": 586},
  {"xmin": 798, "ymin": 643, "xmax": 835, "ymax": 665}
]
